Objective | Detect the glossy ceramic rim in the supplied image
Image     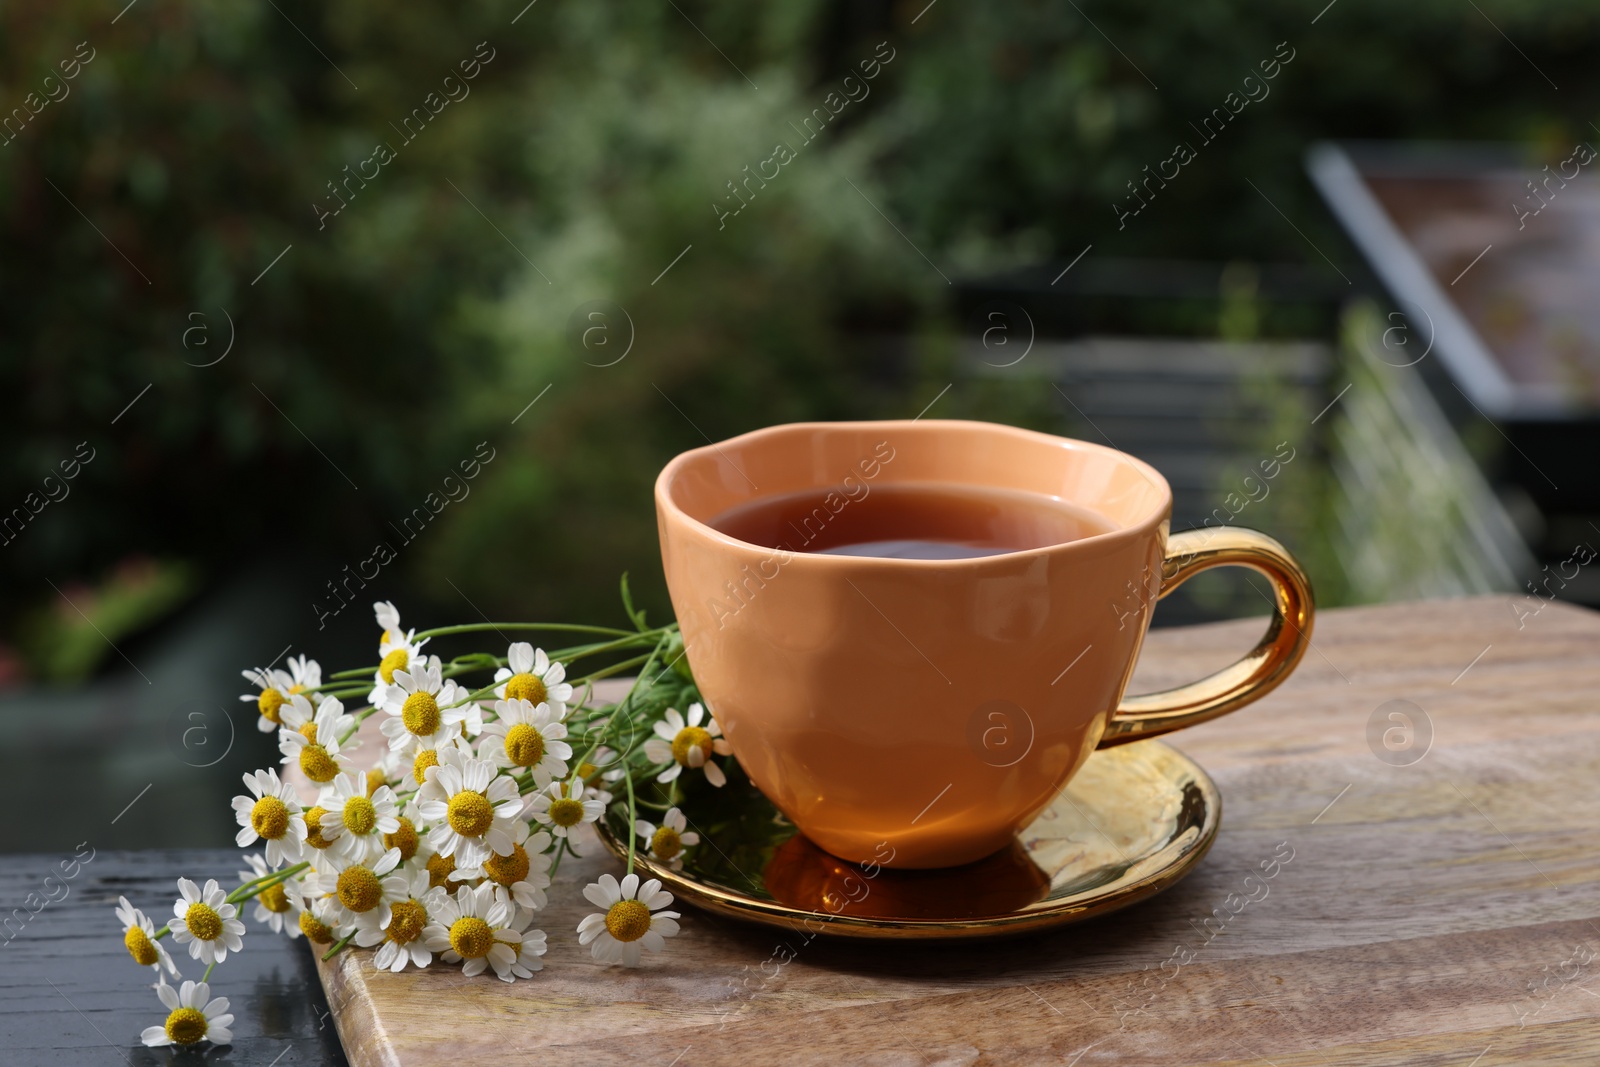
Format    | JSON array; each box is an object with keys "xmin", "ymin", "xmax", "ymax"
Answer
[
  {"xmin": 596, "ymin": 739, "xmax": 1220, "ymax": 940},
  {"xmin": 653, "ymin": 419, "xmax": 1174, "ymax": 571}
]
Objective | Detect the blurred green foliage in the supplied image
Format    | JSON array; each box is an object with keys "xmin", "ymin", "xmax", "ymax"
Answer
[{"xmin": 4, "ymin": 0, "xmax": 1598, "ymax": 651}]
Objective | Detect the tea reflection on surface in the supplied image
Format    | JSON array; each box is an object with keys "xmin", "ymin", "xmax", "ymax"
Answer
[{"xmin": 764, "ymin": 833, "xmax": 1053, "ymax": 921}]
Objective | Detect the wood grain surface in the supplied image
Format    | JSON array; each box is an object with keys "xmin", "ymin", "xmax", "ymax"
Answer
[{"xmin": 314, "ymin": 595, "xmax": 1600, "ymax": 1066}]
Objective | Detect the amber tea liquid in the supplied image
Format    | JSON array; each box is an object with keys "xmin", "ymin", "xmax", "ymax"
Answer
[{"xmin": 711, "ymin": 482, "xmax": 1115, "ymax": 560}]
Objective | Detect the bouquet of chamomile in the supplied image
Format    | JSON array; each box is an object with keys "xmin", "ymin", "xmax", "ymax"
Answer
[{"xmin": 115, "ymin": 580, "xmax": 731, "ymax": 1050}]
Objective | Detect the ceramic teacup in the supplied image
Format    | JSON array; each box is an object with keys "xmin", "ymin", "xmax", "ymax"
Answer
[{"xmin": 656, "ymin": 420, "xmax": 1313, "ymax": 868}]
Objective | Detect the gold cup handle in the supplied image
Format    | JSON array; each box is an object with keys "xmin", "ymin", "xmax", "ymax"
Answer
[{"xmin": 1099, "ymin": 527, "xmax": 1315, "ymax": 747}]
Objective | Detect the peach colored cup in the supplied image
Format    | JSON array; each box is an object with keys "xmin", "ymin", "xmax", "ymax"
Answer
[{"xmin": 656, "ymin": 420, "xmax": 1313, "ymax": 868}]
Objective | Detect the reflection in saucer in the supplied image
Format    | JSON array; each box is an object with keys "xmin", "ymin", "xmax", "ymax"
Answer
[{"xmin": 763, "ymin": 833, "xmax": 1052, "ymax": 921}]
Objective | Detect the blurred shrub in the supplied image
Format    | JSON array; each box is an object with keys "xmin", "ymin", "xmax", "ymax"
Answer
[{"xmin": 3, "ymin": 0, "xmax": 1597, "ymax": 642}]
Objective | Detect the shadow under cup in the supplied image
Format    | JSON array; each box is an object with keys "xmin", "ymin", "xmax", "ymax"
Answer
[{"xmin": 657, "ymin": 420, "xmax": 1179, "ymax": 869}]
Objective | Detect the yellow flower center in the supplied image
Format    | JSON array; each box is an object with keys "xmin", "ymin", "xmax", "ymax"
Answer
[
  {"xmin": 651, "ymin": 826, "xmax": 684, "ymax": 861},
  {"xmin": 124, "ymin": 925, "xmax": 159, "ymax": 966},
  {"xmin": 259, "ymin": 881, "xmax": 291, "ymax": 913},
  {"xmin": 402, "ymin": 691, "xmax": 441, "ymax": 736},
  {"xmin": 299, "ymin": 721, "xmax": 318, "ymax": 744},
  {"xmin": 449, "ymin": 916, "xmax": 494, "ymax": 959},
  {"xmin": 164, "ymin": 1006, "xmax": 208, "ymax": 1045},
  {"xmin": 503, "ymin": 723, "xmax": 546, "ymax": 767},
  {"xmin": 250, "ymin": 796, "xmax": 290, "ymax": 840},
  {"xmin": 447, "ymin": 791, "xmax": 494, "ymax": 837},
  {"xmin": 289, "ymin": 682, "xmax": 308, "ymax": 695},
  {"xmin": 342, "ymin": 796, "xmax": 377, "ymax": 835},
  {"xmin": 387, "ymin": 899, "xmax": 427, "ymax": 945},
  {"xmin": 384, "ymin": 816, "xmax": 419, "ymax": 861},
  {"xmin": 413, "ymin": 749, "xmax": 439, "ymax": 785},
  {"xmin": 548, "ymin": 796, "xmax": 586, "ymax": 828},
  {"xmin": 605, "ymin": 899, "xmax": 652, "ymax": 942},
  {"xmin": 365, "ymin": 768, "xmax": 387, "ymax": 796},
  {"xmin": 671, "ymin": 726, "xmax": 714, "ymax": 766},
  {"xmin": 577, "ymin": 761, "xmax": 600, "ymax": 780},
  {"xmin": 258, "ymin": 687, "xmax": 288, "ymax": 724},
  {"xmin": 425, "ymin": 852, "xmax": 456, "ymax": 889},
  {"xmin": 184, "ymin": 902, "xmax": 223, "ymax": 942},
  {"xmin": 336, "ymin": 866, "xmax": 382, "ymax": 912},
  {"xmin": 483, "ymin": 844, "xmax": 530, "ymax": 887},
  {"xmin": 300, "ymin": 909, "xmax": 334, "ymax": 944},
  {"xmin": 300, "ymin": 744, "xmax": 339, "ymax": 783},
  {"xmin": 378, "ymin": 649, "xmax": 409, "ymax": 684},
  {"xmin": 304, "ymin": 806, "xmax": 334, "ymax": 850},
  {"xmin": 503, "ymin": 672, "xmax": 547, "ymax": 705}
]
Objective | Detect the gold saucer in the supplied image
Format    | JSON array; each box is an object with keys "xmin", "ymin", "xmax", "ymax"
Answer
[{"xmin": 596, "ymin": 739, "xmax": 1220, "ymax": 940}]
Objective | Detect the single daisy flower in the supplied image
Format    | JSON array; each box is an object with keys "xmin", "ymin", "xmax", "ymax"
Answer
[
  {"xmin": 477, "ymin": 698, "xmax": 570, "ymax": 784},
  {"xmin": 284, "ymin": 654, "xmax": 322, "ymax": 694},
  {"xmin": 140, "ymin": 979, "xmax": 233, "ymax": 1048},
  {"xmin": 380, "ymin": 659, "xmax": 473, "ymax": 752},
  {"xmin": 236, "ymin": 853, "xmax": 301, "ymax": 937},
  {"xmin": 576, "ymin": 872, "xmax": 680, "ymax": 967},
  {"xmin": 168, "ymin": 878, "xmax": 247, "ymax": 966},
  {"xmin": 634, "ymin": 807, "xmax": 700, "ymax": 871},
  {"xmin": 491, "ymin": 643, "xmax": 574, "ymax": 718},
  {"xmin": 316, "ymin": 773, "xmax": 402, "ymax": 864},
  {"xmin": 317, "ymin": 848, "xmax": 406, "ymax": 930},
  {"xmin": 297, "ymin": 895, "xmax": 344, "ymax": 946},
  {"xmin": 240, "ymin": 665, "xmax": 295, "ymax": 733},
  {"xmin": 399, "ymin": 735, "xmax": 473, "ymax": 793},
  {"xmin": 278, "ymin": 695, "xmax": 357, "ymax": 786},
  {"xmin": 498, "ymin": 911, "xmax": 549, "ymax": 982},
  {"xmin": 115, "ymin": 896, "xmax": 180, "ymax": 977},
  {"xmin": 422, "ymin": 882, "xmax": 531, "ymax": 981},
  {"xmin": 353, "ymin": 867, "xmax": 446, "ymax": 973},
  {"xmin": 231, "ymin": 767, "xmax": 307, "ymax": 866},
  {"xmin": 414, "ymin": 748, "xmax": 525, "ymax": 866},
  {"xmin": 382, "ymin": 813, "xmax": 422, "ymax": 863},
  {"xmin": 374, "ymin": 600, "xmax": 403, "ymax": 645},
  {"xmin": 642, "ymin": 702, "xmax": 733, "ymax": 788},
  {"xmin": 453, "ymin": 823, "xmax": 553, "ymax": 912},
  {"xmin": 527, "ymin": 779, "xmax": 604, "ymax": 840}
]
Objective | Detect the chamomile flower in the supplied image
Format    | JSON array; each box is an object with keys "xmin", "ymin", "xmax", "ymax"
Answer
[
  {"xmin": 454, "ymin": 823, "xmax": 553, "ymax": 911},
  {"xmin": 380, "ymin": 659, "xmax": 473, "ymax": 752},
  {"xmin": 115, "ymin": 896, "xmax": 180, "ymax": 976},
  {"xmin": 578, "ymin": 744, "xmax": 626, "ymax": 789},
  {"xmin": 236, "ymin": 854, "xmax": 300, "ymax": 936},
  {"xmin": 422, "ymin": 883, "xmax": 534, "ymax": 981},
  {"xmin": 168, "ymin": 878, "xmax": 247, "ymax": 965},
  {"xmin": 477, "ymin": 698, "xmax": 570, "ymax": 784},
  {"xmin": 231, "ymin": 767, "xmax": 307, "ymax": 866},
  {"xmin": 317, "ymin": 848, "xmax": 406, "ymax": 930},
  {"xmin": 415, "ymin": 748, "xmax": 525, "ymax": 866},
  {"xmin": 527, "ymin": 779, "xmax": 604, "ymax": 839},
  {"xmin": 278, "ymin": 695, "xmax": 357, "ymax": 786},
  {"xmin": 141, "ymin": 980, "xmax": 233, "ymax": 1048},
  {"xmin": 240, "ymin": 666, "xmax": 295, "ymax": 733},
  {"xmin": 643, "ymin": 702, "xmax": 733, "ymax": 787},
  {"xmin": 374, "ymin": 600, "xmax": 404, "ymax": 646},
  {"xmin": 399, "ymin": 736, "xmax": 473, "ymax": 793},
  {"xmin": 353, "ymin": 867, "xmax": 446, "ymax": 973},
  {"xmin": 634, "ymin": 807, "xmax": 700, "ymax": 871},
  {"xmin": 297, "ymin": 895, "xmax": 344, "ymax": 946},
  {"xmin": 498, "ymin": 911, "xmax": 549, "ymax": 982},
  {"xmin": 491, "ymin": 643, "xmax": 574, "ymax": 718},
  {"xmin": 284, "ymin": 654, "xmax": 322, "ymax": 694},
  {"xmin": 576, "ymin": 873, "xmax": 680, "ymax": 967},
  {"xmin": 317, "ymin": 773, "xmax": 401, "ymax": 863}
]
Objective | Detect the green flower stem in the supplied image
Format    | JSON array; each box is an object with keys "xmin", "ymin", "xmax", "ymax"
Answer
[
  {"xmin": 227, "ymin": 861, "xmax": 310, "ymax": 905},
  {"xmin": 414, "ymin": 623, "xmax": 643, "ymax": 640},
  {"xmin": 548, "ymin": 837, "xmax": 569, "ymax": 878},
  {"xmin": 337, "ymin": 706, "xmax": 376, "ymax": 747},
  {"xmin": 202, "ymin": 961, "xmax": 215, "ymax": 984},
  {"xmin": 328, "ymin": 666, "xmax": 376, "ymax": 681},
  {"xmin": 624, "ymin": 769, "xmax": 638, "ymax": 875},
  {"xmin": 321, "ymin": 932, "xmax": 357, "ymax": 961},
  {"xmin": 570, "ymin": 653, "xmax": 652, "ymax": 686}
]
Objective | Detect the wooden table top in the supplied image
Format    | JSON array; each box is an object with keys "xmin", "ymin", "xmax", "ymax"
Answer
[{"xmin": 316, "ymin": 595, "xmax": 1600, "ymax": 1066}]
